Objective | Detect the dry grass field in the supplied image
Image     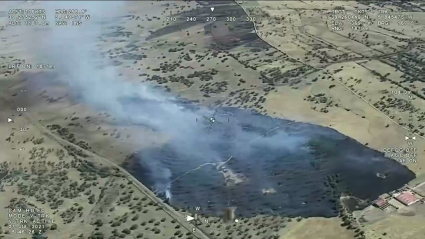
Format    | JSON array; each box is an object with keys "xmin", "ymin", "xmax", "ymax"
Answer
[{"xmin": 1, "ymin": 1, "xmax": 425, "ymax": 239}]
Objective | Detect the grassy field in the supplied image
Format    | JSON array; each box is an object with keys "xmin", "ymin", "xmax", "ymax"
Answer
[{"xmin": 1, "ymin": 1, "xmax": 425, "ymax": 239}]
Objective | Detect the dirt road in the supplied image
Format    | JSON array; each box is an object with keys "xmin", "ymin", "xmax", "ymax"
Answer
[{"xmin": 24, "ymin": 112, "xmax": 213, "ymax": 239}]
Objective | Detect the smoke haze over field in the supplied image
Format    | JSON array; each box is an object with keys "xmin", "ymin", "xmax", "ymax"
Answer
[
  {"xmin": 8, "ymin": 2, "xmax": 415, "ymax": 217},
  {"xmin": 9, "ymin": 1, "xmax": 312, "ymax": 195}
]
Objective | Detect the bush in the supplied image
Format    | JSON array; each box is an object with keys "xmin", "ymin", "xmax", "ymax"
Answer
[
  {"xmin": 94, "ymin": 219, "xmax": 103, "ymax": 227},
  {"xmin": 91, "ymin": 232, "xmax": 104, "ymax": 239},
  {"xmin": 32, "ymin": 235, "xmax": 48, "ymax": 239},
  {"xmin": 88, "ymin": 194, "xmax": 96, "ymax": 204}
]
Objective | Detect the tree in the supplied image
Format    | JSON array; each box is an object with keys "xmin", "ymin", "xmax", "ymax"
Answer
[
  {"xmin": 88, "ymin": 194, "xmax": 96, "ymax": 204},
  {"xmin": 32, "ymin": 234, "xmax": 47, "ymax": 239}
]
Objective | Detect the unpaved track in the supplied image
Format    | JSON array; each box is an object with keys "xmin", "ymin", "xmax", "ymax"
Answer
[{"xmin": 24, "ymin": 112, "xmax": 213, "ymax": 239}]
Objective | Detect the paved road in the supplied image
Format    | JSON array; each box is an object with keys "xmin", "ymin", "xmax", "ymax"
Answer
[{"xmin": 24, "ymin": 112, "xmax": 212, "ymax": 239}]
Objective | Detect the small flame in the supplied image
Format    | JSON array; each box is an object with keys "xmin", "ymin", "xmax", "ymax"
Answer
[{"xmin": 165, "ymin": 186, "xmax": 172, "ymax": 201}]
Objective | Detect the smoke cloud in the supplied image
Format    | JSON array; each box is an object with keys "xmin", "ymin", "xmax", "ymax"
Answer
[{"xmin": 7, "ymin": 1, "xmax": 312, "ymax": 199}]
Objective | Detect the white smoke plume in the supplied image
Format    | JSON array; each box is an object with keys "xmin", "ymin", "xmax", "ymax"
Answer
[{"xmin": 5, "ymin": 1, "xmax": 311, "ymax": 197}]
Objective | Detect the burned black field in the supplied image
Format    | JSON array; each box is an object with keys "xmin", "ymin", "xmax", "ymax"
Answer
[{"xmin": 123, "ymin": 107, "xmax": 415, "ymax": 218}]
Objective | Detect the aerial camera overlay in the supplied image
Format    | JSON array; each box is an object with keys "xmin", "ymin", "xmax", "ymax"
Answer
[{"xmin": 1, "ymin": 1, "xmax": 425, "ymax": 239}]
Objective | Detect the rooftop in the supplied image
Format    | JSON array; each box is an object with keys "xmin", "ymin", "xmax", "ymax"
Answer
[
  {"xmin": 374, "ymin": 198, "xmax": 387, "ymax": 207},
  {"xmin": 394, "ymin": 191, "xmax": 420, "ymax": 206}
]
